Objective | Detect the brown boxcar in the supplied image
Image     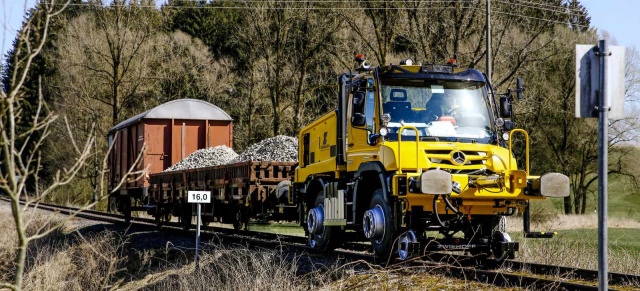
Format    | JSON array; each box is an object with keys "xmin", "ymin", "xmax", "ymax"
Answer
[
  {"xmin": 148, "ymin": 161, "xmax": 297, "ymax": 229},
  {"xmin": 107, "ymin": 99, "xmax": 233, "ymax": 219}
]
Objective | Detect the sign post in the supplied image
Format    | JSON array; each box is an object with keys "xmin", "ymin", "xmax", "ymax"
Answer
[
  {"xmin": 188, "ymin": 190, "xmax": 211, "ymax": 272},
  {"xmin": 576, "ymin": 40, "xmax": 625, "ymax": 291}
]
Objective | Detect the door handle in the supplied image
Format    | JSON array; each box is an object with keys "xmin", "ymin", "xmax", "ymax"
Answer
[{"xmin": 347, "ymin": 143, "xmax": 354, "ymax": 147}]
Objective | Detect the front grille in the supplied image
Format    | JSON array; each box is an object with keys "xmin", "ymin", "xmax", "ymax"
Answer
[{"xmin": 425, "ymin": 149, "xmax": 488, "ymax": 167}]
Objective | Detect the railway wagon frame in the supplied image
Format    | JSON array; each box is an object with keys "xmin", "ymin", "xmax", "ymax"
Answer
[
  {"xmin": 107, "ymin": 99, "xmax": 233, "ymax": 220},
  {"xmin": 148, "ymin": 161, "xmax": 297, "ymax": 229}
]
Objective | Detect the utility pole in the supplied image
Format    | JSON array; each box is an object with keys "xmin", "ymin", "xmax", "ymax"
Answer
[
  {"xmin": 485, "ymin": 0, "xmax": 492, "ymax": 82},
  {"xmin": 485, "ymin": 0, "xmax": 491, "ymax": 82}
]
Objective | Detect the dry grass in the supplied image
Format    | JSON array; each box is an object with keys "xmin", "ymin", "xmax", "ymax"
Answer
[
  {"xmin": 0, "ymin": 211, "xmax": 128, "ymax": 290},
  {"xmin": 5, "ymin": 206, "xmax": 638, "ymax": 290},
  {"xmin": 0, "ymin": 210, "xmax": 509, "ymax": 291},
  {"xmin": 124, "ymin": 245, "xmax": 338, "ymax": 291}
]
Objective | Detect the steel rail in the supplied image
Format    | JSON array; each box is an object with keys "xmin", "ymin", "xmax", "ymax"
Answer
[{"xmin": 4, "ymin": 197, "xmax": 638, "ymax": 290}]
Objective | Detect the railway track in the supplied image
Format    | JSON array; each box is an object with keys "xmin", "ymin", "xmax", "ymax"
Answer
[{"xmin": 4, "ymin": 198, "xmax": 639, "ymax": 290}]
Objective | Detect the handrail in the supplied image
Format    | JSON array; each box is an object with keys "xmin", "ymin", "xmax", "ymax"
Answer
[
  {"xmin": 508, "ymin": 129, "xmax": 529, "ymax": 175},
  {"xmin": 396, "ymin": 125, "xmax": 421, "ymax": 174}
]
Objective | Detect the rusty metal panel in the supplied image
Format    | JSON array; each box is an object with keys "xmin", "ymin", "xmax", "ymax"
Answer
[
  {"xmin": 113, "ymin": 133, "xmax": 121, "ymax": 188},
  {"xmin": 121, "ymin": 128, "xmax": 128, "ymax": 188},
  {"xmin": 137, "ymin": 122, "xmax": 145, "ymax": 188},
  {"xmin": 208, "ymin": 120, "xmax": 232, "ymax": 147},
  {"xmin": 144, "ymin": 120, "xmax": 171, "ymax": 176},
  {"xmin": 171, "ymin": 119, "xmax": 181, "ymax": 166},
  {"xmin": 175, "ymin": 119, "xmax": 206, "ymax": 159}
]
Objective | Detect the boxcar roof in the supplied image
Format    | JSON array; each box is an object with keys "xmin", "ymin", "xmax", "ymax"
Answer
[{"xmin": 108, "ymin": 99, "xmax": 232, "ymax": 134}]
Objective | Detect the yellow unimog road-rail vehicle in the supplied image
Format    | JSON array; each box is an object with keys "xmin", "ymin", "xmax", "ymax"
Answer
[{"xmin": 293, "ymin": 57, "xmax": 570, "ymax": 261}]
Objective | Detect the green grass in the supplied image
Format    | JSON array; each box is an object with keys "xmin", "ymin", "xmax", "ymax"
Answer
[
  {"xmin": 531, "ymin": 174, "xmax": 640, "ymax": 221},
  {"xmin": 247, "ymin": 222, "xmax": 305, "ymax": 236},
  {"xmin": 510, "ymin": 228, "xmax": 640, "ymax": 274}
]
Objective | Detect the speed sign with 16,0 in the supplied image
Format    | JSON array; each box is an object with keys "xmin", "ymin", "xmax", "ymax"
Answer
[{"xmin": 188, "ymin": 191, "xmax": 211, "ymax": 203}]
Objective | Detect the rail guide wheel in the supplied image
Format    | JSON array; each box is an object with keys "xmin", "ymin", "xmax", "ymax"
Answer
[
  {"xmin": 397, "ymin": 230, "xmax": 418, "ymax": 260},
  {"xmin": 491, "ymin": 231, "xmax": 518, "ymax": 262}
]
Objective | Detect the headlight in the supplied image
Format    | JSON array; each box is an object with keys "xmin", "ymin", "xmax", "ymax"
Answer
[
  {"xmin": 379, "ymin": 126, "xmax": 388, "ymax": 136},
  {"xmin": 502, "ymin": 132, "xmax": 510, "ymax": 141},
  {"xmin": 382, "ymin": 113, "xmax": 391, "ymax": 123}
]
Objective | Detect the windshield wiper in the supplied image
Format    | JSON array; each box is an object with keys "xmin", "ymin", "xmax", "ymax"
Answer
[
  {"xmin": 455, "ymin": 138, "xmax": 477, "ymax": 143},
  {"xmin": 420, "ymin": 136, "xmax": 440, "ymax": 142}
]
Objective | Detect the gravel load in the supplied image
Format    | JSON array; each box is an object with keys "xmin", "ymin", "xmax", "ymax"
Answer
[
  {"xmin": 233, "ymin": 135, "xmax": 298, "ymax": 163},
  {"xmin": 164, "ymin": 145, "xmax": 238, "ymax": 172}
]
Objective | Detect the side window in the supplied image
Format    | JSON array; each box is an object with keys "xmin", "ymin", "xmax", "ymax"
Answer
[{"xmin": 365, "ymin": 90, "xmax": 375, "ymax": 133}]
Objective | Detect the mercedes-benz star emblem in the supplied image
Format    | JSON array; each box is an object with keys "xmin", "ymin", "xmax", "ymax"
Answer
[{"xmin": 451, "ymin": 151, "xmax": 467, "ymax": 165}]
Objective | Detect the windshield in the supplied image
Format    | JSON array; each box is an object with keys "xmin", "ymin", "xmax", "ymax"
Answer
[{"xmin": 381, "ymin": 79, "xmax": 494, "ymax": 143}]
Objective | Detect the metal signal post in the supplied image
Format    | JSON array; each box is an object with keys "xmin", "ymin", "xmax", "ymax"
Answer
[
  {"xmin": 188, "ymin": 191, "xmax": 211, "ymax": 272},
  {"xmin": 596, "ymin": 39, "xmax": 609, "ymax": 291},
  {"xmin": 576, "ymin": 39, "xmax": 626, "ymax": 290}
]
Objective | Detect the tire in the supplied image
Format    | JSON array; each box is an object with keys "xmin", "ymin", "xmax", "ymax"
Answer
[
  {"xmin": 308, "ymin": 191, "xmax": 339, "ymax": 251},
  {"xmin": 495, "ymin": 216, "xmax": 507, "ymax": 233},
  {"xmin": 366, "ymin": 189, "xmax": 395, "ymax": 261}
]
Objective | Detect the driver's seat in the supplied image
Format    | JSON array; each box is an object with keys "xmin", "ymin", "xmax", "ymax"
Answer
[{"xmin": 383, "ymin": 89, "xmax": 412, "ymax": 122}]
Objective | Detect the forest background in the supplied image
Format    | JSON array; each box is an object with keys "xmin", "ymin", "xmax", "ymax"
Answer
[{"xmin": 3, "ymin": 0, "xmax": 640, "ymax": 216}]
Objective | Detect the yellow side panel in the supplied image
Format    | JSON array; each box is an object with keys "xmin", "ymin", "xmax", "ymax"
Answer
[{"xmin": 296, "ymin": 111, "xmax": 339, "ymax": 182}]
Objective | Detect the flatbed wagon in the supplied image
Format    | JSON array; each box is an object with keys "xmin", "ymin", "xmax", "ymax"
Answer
[{"xmin": 147, "ymin": 161, "xmax": 297, "ymax": 230}]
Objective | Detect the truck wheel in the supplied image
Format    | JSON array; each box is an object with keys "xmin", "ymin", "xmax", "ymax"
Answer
[
  {"xmin": 363, "ymin": 189, "xmax": 395, "ymax": 261},
  {"xmin": 495, "ymin": 216, "xmax": 507, "ymax": 233},
  {"xmin": 123, "ymin": 197, "xmax": 132, "ymax": 223},
  {"xmin": 307, "ymin": 191, "xmax": 338, "ymax": 251}
]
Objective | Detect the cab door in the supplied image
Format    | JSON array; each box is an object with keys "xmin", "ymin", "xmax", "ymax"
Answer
[{"xmin": 347, "ymin": 77, "xmax": 379, "ymax": 172}]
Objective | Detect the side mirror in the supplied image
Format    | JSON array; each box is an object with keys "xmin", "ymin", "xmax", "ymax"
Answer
[
  {"xmin": 499, "ymin": 97, "xmax": 512, "ymax": 118},
  {"xmin": 351, "ymin": 113, "xmax": 366, "ymax": 127},
  {"xmin": 504, "ymin": 120, "xmax": 514, "ymax": 131},
  {"xmin": 516, "ymin": 77, "xmax": 524, "ymax": 100},
  {"xmin": 352, "ymin": 92, "xmax": 365, "ymax": 114}
]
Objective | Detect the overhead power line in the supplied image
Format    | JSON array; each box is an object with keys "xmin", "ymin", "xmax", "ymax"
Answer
[
  {"xmin": 33, "ymin": 2, "xmax": 478, "ymax": 9},
  {"xmin": 490, "ymin": 9, "xmax": 587, "ymax": 28},
  {"xmin": 495, "ymin": 0, "xmax": 584, "ymax": 17},
  {"xmin": 28, "ymin": 0, "xmax": 588, "ymax": 28},
  {"xmin": 512, "ymin": 0, "xmax": 585, "ymax": 13}
]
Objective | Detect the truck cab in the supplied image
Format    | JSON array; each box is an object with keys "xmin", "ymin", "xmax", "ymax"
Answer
[{"xmin": 295, "ymin": 59, "xmax": 570, "ymax": 261}]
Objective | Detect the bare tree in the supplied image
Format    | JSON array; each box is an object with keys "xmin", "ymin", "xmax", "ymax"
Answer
[
  {"xmin": 55, "ymin": 0, "xmax": 158, "ymax": 127},
  {"xmin": 0, "ymin": 1, "xmax": 143, "ymax": 289}
]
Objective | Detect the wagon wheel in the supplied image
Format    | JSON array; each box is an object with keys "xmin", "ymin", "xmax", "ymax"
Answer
[
  {"xmin": 108, "ymin": 196, "xmax": 117, "ymax": 214},
  {"xmin": 155, "ymin": 204, "xmax": 163, "ymax": 227},
  {"xmin": 181, "ymin": 203, "xmax": 192, "ymax": 231},
  {"xmin": 122, "ymin": 197, "xmax": 132, "ymax": 223},
  {"xmin": 232, "ymin": 207, "xmax": 245, "ymax": 231}
]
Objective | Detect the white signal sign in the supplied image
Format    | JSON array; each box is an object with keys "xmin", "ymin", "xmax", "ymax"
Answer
[{"xmin": 188, "ymin": 191, "xmax": 211, "ymax": 203}]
